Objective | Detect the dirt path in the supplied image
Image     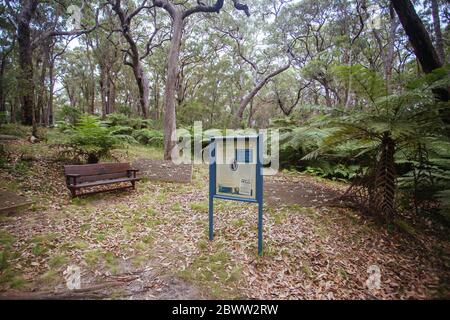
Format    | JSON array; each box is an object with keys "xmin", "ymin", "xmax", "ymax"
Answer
[
  {"xmin": 133, "ymin": 158, "xmax": 193, "ymax": 183},
  {"xmin": 264, "ymin": 174, "xmax": 342, "ymax": 207}
]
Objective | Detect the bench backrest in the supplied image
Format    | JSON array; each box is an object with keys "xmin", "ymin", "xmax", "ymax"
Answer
[{"xmin": 64, "ymin": 163, "xmax": 132, "ymax": 183}]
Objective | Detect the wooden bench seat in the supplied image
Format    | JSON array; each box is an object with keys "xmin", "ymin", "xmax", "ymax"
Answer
[{"xmin": 64, "ymin": 163, "xmax": 141, "ymax": 197}]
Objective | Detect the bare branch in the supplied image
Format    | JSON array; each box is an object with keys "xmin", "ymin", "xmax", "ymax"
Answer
[
  {"xmin": 183, "ymin": 0, "xmax": 250, "ymax": 19},
  {"xmin": 274, "ymin": 80, "xmax": 310, "ymax": 116},
  {"xmin": 152, "ymin": 0, "xmax": 176, "ymax": 17},
  {"xmin": 32, "ymin": 3, "xmax": 104, "ymax": 48}
]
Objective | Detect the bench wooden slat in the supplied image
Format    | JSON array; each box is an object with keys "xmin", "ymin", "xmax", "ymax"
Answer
[
  {"xmin": 76, "ymin": 172, "xmax": 129, "ymax": 183},
  {"xmin": 64, "ymin": 163, "xmax": 132, "ymax": 176},
  {"xmin": 68, "ymin": 177, "xmax": 140, "ymax": 189}
]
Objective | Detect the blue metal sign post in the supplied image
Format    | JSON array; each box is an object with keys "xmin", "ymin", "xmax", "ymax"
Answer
[{"xmin": 209, "ymin": 134, "xmax": 264, "ymax": 256}]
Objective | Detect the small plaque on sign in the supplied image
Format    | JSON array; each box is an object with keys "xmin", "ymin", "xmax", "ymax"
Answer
[{"xmin": 239, "ymin": 178, "xmax": 252, "ymax": 196}]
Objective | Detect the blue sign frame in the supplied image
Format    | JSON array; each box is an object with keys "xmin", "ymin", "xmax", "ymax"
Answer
[{"xmin": 208, "ymin": 134, "xmax": 264, "ymax": 255}]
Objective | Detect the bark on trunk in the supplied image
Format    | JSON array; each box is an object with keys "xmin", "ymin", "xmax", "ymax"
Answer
[
  {"xmin": 85, "ymin": 41, "xmax": 96, "ymax": 115},
  {"xmin": 108, "ymin": 79, "xmax": 116, "ymax": 114},
  {"xmin": 430, "ymin": 0, "xmax": 445, "ymax": 64},
  {"xmin": 0, "ymin": 54, "xmax": 6, "ymax": 116},
  {"xmin": 17, "ymin": 0, "xmax": 38, "ymax": 126},
  {"xmin": 37, "ymin": 46, "xmax": 49, "ymax": 126},
  {"xmin": 163, "ymin": 11, "xmax": 183, "ymax": 160},
  {"xmin": 10, "ymin": 98, "xmax": 17, "ymax": 123},
  {"xmin": 47, "ymin": 60, "xmax": 55, "ymax": 126},
  {"xmin": 153, "ymin": 74, "xmax": 160, "ymax": 120},
  {"xmin": 133, "ymin": 61, "xmax": 149, "ymax": 118},
  {"xmin": 100, "ymin": 68, "xmax": 108, "ymax": 118},
  {"xmin": 374, "ymin": 133, "xmax": 397, "ymax": 220},
  {"xmin": 324, "ymin": 85, "xmax": 332, "ymax": 109}
]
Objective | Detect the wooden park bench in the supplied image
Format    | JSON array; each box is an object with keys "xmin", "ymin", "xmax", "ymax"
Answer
[{"xmin": 64, "ymin": 163, "xmax": 140, "ymax": 197}]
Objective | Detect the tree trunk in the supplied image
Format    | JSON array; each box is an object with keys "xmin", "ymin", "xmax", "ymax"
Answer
[
  {"xmin": 86, "ymin": 40, "xmax": 96, "ymax": 115},
  {"xmin": 247, "ymin": 99, "xmax": 259, "ymax": 128},
  {"xmin": 108, "ymin": 77, "xmax": 116, "ymax": 114},
  {"xmin": 100, "ymin": 68, "xmax": 108, "ymax": 119},
  {"xmin": 374, "ymin": 133, "xmax": 397, "ymax": 220},
  {"xmin": 37, "ymin": 46, "xmax": 49, "ymax": 126},
  {"xmin": 344, "ymin": 48, "xmax": 353, "ymax": 109},
  {"xmin": 324, "ymin": 84, "xmax": 332, "ymax": 109},
  {"xmin": 47, "ymin": 60, "xmax": 55, "ymax": 126},
  {"xmin": 17, "ymin": 1, "xmax": 37, "ymax": 126},
  {"xmin": 11, "ymin": 97, "xmax": 17, "ymax": 123},
  {"xmin": 163, "ymin": 11, "xmax": 183, "ymax": 160},
  {"xmin": 154, "ymin": 74, "xmax": 160, "ymax": 120},
  {"xmin": 124, "ymin": 39, "xmax": 149, "ymax": 118},
  {"xmin": 430, "ymin": 0, "xmax": 445, "ymax": 64},
  {"xmin": 133, "ymin": 61, "xmax": 149, "ymax": 118},
  {"xmin": 0, "ymin": 54, "xmax": 6, "ymax": 118}
]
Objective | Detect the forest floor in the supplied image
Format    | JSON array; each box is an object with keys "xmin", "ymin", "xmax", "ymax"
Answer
[{"xmin": 0, "ymin": 136, "xmax": 449, "ymax": 299}]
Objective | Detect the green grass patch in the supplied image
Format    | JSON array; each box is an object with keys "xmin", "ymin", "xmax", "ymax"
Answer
[
  {"xmin": 0, "ymin": 268, "xmax": 26, "ymax": 289},
  {"xmin": 133, "ymin": 241, "xmax": 148, "ymax": 252},
  {"xmin": 0, "ymin": 124, "xmax": 30, "ymax": 138},
  {"xmin": 301, "ymin": 261, "xmax": 314, "ymax": 278},
  {"xmin": 0, "ymin": 230, "xmax": 15, "ymax": 247},
  {"xmin": 95, "ymin": 233, "xmax": 106, "ymax": 241},
  {"xmin": 84, "ymin": 249, "xmax": 104, "ymax": 267},
  {"xmin": 123, "ymin": 221, "xmax": 136, "ymax": 234},
  {"xmin": 197, "ymin": 239, "xmax": 209, "ymax": 251},
  {"xmin": 120, "ymin": 144, "xmax": 164, "ymax": 161},
  {"xmin": 178, "ymin": 249, "xmax": 241, "ymax": 298},
  {"xmin": 13, "ymin": 161, "xmax": 30, "ymax": 175},
  {"xmin": 0, "ymin": 179, "xmax": 20, "ymax": 192},
  {"xmin": 155, "ymin": 192, "xmax": 168, "ymax": 202},
  {"xmin": 39, "ymin": 270, "xmax": 61, "ymax": 285},
  {"xmin": 32, "ymin": 243, "xmax": 48, "ymax": 256},
  {"xmin": 231, "ymin": 218, "xmax": 245, "ymax": 228},
  {"xmin": 80, "ymin": 223, "xmax": 91, "ymax": 233},
  {"xmin": 29, "ymin": 233, "xmax": 59, "ymax": 256},
  {"xmin": 271, "ymin": 209, "xmax": 288, "ymax": 225},
  {"xmin": 145, "ymin": 218, "xmax": 162, "ymax": 228},
  {"xmin": 132, "ymin": 255, "xmax": 147, "ymax": 268},
  {"xmin": 393, "ymin": 219, "xmax": 419, "ymax": 238},
  {"xmin": 70, "ymin": 239, "xmax": 89, "ymax": 250},
  {"xmin": 70, "ymin": 197, "xmax": 89, "ymax": 206},
  {"xmin": 104, "ymin": 251, "xmax": 119, "ymax": 274},
  {"xmin": 170, "ymin": 202, "xmax": 182, "ymax": 213},
  {"xmin": 314, "ymin": 226, "xmax": 329, "ymax": 239},
  {"xmin": 48, "ymin": 253, "xmax": 68, "ymax": 269},
  {"xmin": 146, "ymin": 207, "xmax": 157, "ymax": 216},
  {"xmin": 190, "ymin": 201, "xmax": 208, "ymax": 213},
  {"xmin": 141, "ymin": 233, "xmax": 154, "ymax": 244}
]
